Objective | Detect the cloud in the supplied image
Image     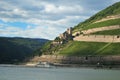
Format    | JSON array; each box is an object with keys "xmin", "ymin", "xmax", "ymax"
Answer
[
  {"xmin": 0, "ymin": 0, "xmax": 120, "ymax": 39},
  {"xmin": 43, "ymin": 3, "xmax": 83, "ymax": 14}
]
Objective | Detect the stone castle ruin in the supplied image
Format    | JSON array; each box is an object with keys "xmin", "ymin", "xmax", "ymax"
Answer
[
  {"xmin": 52, "ymin": 24, "xmax": 120, "ymax": 44},
  {"xmin": 59, "ymin": 27, "xmax": 72, "ymax": 40},
  {"xmin": 57, "ymin": 25, "xmax": 120, "ymax": 43},
  {"xmin": 52, "ymin": 27, "xmax": 73, "ymax": 45},
  {"xmin": 35, "ymin": 15, "xmax": 120, "ymax": 67},
  {"xmin": 51, "ymin": 27, "xmax": 73, "ymax": 48}
]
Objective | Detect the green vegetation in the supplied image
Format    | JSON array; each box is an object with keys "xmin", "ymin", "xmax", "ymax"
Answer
[
  {"xmin": 40, "ymin": 2, "xmax": 120, "ymax": 56},
  {"xmin": 74, "ymin": 2, "xmax": 120, "ymax": 31},
  {"xmin": 0, "ymin": 37, "xmax": 49, "ymax": 63},
  {"xmin": 82, "ymin": 18, "xmax": 120, "ymax": 30},
  {"xmin": 10, "ymin": 38, "xmax": 48, "ymax": 50},
  {"xmin": 92, "ymin": 29, "xmax": 120, "ymax": 35},
  {"xmin": 41, "ymin": 41, "xmax": 52, "ymax": 53},
  {"xmin": 41, "ymin": 41, "xmax": 66, "ymax": 55},
  {"xmin": 59, "ymin": 41, "xmax": 120, "ymax": 56},
  {"xmin": 41, "ymin": 41, "xmax": 120, "ymax": 56}
]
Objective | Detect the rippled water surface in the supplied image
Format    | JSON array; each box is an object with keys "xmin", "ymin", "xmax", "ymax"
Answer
[{"xmin": 0, "ymin": 66, "xmax": 120, "ymax": 80}]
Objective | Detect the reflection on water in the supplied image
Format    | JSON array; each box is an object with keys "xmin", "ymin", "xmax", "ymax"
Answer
[{"xmin": 0, "ymin": 66, "xmax": 120, "ymax": 80}]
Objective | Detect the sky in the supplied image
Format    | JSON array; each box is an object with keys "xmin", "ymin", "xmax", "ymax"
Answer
[{"xmin": 0, "ymin": 0, "xmax": 120, "ymax": 40}]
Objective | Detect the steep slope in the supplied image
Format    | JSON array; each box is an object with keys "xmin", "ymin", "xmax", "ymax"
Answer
[
  {"xmin": 40, "ymin": 2, "xmax": 120, "ymax": 56},
  {"xmin": 0, "ymin": 37, "xmax": 49, "ymax": 63},
  {"xmin": 73, "ymin": 2, "xmax": 120, "ymax": 32},
  {"xmin": 59, "ymin": 41, "xmax": 120, "ymax": 56}
]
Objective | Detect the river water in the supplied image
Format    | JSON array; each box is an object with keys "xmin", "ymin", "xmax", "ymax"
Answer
[{"xmin": 0, "ymin": 66, "xmax": 120, "ymax": 80}]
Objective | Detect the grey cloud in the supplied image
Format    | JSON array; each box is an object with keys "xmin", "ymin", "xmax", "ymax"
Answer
[{"xmin": 0, "ymin": 0, "xmax": 120, "ymax": 39}]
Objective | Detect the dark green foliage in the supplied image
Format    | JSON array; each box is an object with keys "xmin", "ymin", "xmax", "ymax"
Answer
[
  {"xmin": 0, "ymin": 37, "xmax": 49, "ymax": 63},
  {"xmin": 54, "ymin": 37, "xmax": 61, "ymax": 42},
  {"xmin": 40, "ymin": 41, "xmax": 52, "ymax": 54},
  {"xmin": 7, "ymin": 37, "xmax": 48, "ymax": 50},
  {"xmin": 0, "ymin": 38, "xmax": 31, "ymax": 63},
  {"xmin": 33, "ymin": 48, "xmax": 42, "ymax": 56}
]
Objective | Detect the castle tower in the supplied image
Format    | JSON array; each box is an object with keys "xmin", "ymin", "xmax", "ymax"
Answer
[
  {"xmin": 67, "ymin": 27, "xmax": 72, "ymax": 35},
  {"xmin": 59, "ymin": 34, "xmax": 64, "ymax": 39}
]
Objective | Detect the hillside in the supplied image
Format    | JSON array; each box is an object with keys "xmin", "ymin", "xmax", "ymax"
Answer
[
  {"xmin": 73, "ymin": 2, "xmax": 120, "ymax": 32},
  {"xmin": 0, "ymin": 37, "xmax": 49, "ymax": 63},
  {"xmin": 59, "ymin": 41, "xmax": 120, "ymax": 56},
  {"xmin": 39, "ymin": 1, "xmax": 120, "ymax": 56},
  {"xmin": 91, "ymin": 29, "xmax": 120, "ymax": 35},
  {"xmin": 6, "ymin": 37, "xmax": 48, "ymax": 51}
]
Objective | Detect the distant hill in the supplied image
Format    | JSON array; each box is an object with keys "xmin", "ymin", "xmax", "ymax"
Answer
[
  {"xmin": 40, "ymin": 2, "xmax": 120, "ymax": 56},
  {"xmin": 0, "ymin": 37, "xmax": 49, "ymax": 63}
]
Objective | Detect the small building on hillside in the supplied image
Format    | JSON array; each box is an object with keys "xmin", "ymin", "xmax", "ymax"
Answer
[
  {"xmin": 51, "ymin": 27, "xmax": 73, "ymax": 46},
  {"xmin": 59, "ymin": 27, "xmax": 73, "ymax": 41}
]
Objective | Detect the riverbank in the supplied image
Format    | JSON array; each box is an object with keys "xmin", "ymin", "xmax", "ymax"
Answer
[
  {"xmin": 28, "ymin": 55, "xmax": 120, "ymax": 68},
  {"xmin": 0, "ymin": 63, "xmax": 120, "ymax": 70},
  {"xmin": 1, "ymin": 54, "xmax": 120, "ymax": 69}
]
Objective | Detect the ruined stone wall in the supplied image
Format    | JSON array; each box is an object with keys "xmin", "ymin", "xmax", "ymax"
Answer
[
  {"xmin": 67, "ymin": 27, "xmax": 72, "ymax": 35},
  {"xmin": 82, "ymin": 25, "xmax": 120, "ymax": 34},
  {"xmin": 73, "ymin": 35, "xmax": 120, "ymax": 42},
  {"xmin": 59, "ymin": 27, "xmax": 72, "ymax": 40},
  {"xmin": 73, "ymin": 25, "xmax": 120, "ymax": 36}
]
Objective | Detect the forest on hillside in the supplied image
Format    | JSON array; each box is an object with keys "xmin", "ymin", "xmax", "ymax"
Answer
[{"xmin": 0, "ymin": 37, "xmax": 49, "ymax": 64}]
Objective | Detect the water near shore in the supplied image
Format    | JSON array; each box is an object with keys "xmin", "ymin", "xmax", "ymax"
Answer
[{"xmin": 0, "ymin": 65, "xmax": 120, "ymax": 80}]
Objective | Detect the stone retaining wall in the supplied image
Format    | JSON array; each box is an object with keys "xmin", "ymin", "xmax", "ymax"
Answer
[
  {"xmin": 73, "ymin": 35, "xmax": 120, "ymax": 42},
  {"xmin": 94, "ymin": 15, "xmax": 120, "ymax": 23},
  {"xmin": 82, "ymin": 25, "xmax": 120, "ymax": 34},
  {"xmin": 31, "ymin": 55, "xmax": 120, "ymax": 65},
  {"xmin": 73, "ymin": 25, "xmax": 120, "ymax": 36}
]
